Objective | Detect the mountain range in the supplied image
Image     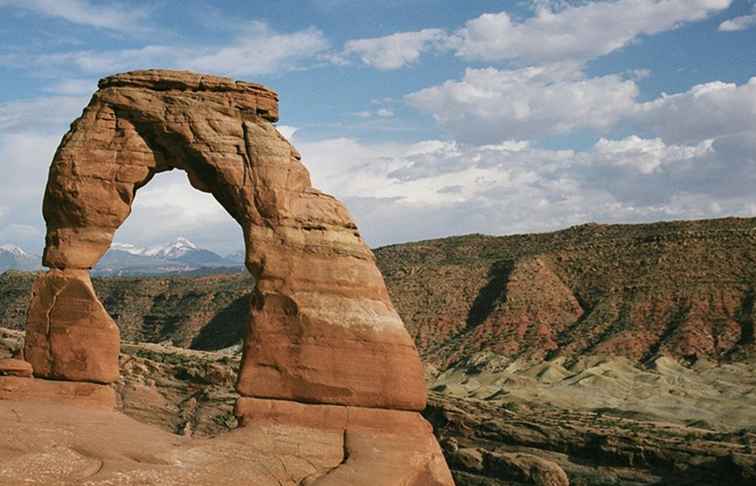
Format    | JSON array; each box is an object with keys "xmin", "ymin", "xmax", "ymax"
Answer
[
  {"xmin": 0, "ymin": 244, "xmax": 39, "ymax": 272},
  {"xmin": 0, "ymin": 238, "xmax": 244, "ymax": 275}
]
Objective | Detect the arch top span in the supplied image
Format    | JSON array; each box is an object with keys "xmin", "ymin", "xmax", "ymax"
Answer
[
  {"xmin": 27, "ymin": 69, "xmax": 428, "ymax": 411},
  {"xmin": 98, "ymin": 69, "xmax": 280, "ymax": 122}
]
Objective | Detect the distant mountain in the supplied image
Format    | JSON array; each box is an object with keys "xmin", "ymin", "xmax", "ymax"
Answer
[
  {"xmin": 94, "ymin": 238, "xmax": 243, "ymax": 275},
  {"xmin": 225, "ymin": 250, "xmax": 245, "ymax": 264},
  {"xmin": 0, "ymin": 244, "xmax": 40, "ymax": 272}
]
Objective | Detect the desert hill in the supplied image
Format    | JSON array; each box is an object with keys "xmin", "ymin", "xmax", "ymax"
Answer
[
  {"xmin": 3, "ymin": 216, "xmax": 756, "ymax": 371},
  {"xmin": 378, "ymin": 216, "xmax": 756, "ymax": 368}
]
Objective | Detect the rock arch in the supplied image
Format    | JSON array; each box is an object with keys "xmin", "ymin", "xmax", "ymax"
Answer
[{"xmin": 24, "ymin": 70, "xmax": 427, "ymax": 411}]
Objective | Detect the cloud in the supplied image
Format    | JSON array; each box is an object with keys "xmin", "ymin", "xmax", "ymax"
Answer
[
  {"xmin": 406, "ymin": 63, "xmax": 639, "ymax": 141},
  {"xmin": 2, "ymin": 22, "xmax": 330, "ymax": 78},
  {"xmin": 0, "ymin": 95, "xmax": 88, "ymax": 133},
  {"xmin": 340, "ymin": 28, "xmax": 446, "ymax": 69},
  {"xmin": 449, "ymin": 0, "xmax": 731, "ymax": 64},
  {"xmin": 186, "ymin": 22, "xmax": 330, "ymax": 76},
  {"xmin": 341, "ymin": 0, "xmax": 731, "ymax": 69},
  {"xmin": 408, "ymin": 65, "xmax": 756, "ymax": 144},
  {"xmin": 631, "ymin": 78, "xmax": 756, "ymax": 144},
  {"xmin": 0, "ymin": 0, "xmax": 151, "ymax": 33},
  {"xmin": 590, "ymin": 136, "xmax": 711, "ymax": 175},
  {"xmin": 0, "ymin": 131, "xmax": 61, "ymax": 252},
  {"xmin": 291, "ymin": 129, "xmax": 756, "ymax": 246},
  {"xmin": 719, "ymin": 8, "xmax": 756, "ymax": 31}
]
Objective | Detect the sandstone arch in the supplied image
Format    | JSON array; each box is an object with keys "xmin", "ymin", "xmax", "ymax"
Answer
[{"xmin": 24, "ymin": 70, "xmax": 427, "ymax": 411}]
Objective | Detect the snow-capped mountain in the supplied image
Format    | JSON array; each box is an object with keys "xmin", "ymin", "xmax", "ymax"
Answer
[
  {"xmin": 143, "ymin": 237, "xmax": 198, "ymax": 259},
  {"xmin": 0, "ymin": 244, "xmax": 40, "ymax": 272},
  {"xmin": 0, "ymin": 244, "xmax": 28, "ymax": 257},
  {"xmin": 95, "ymin": 238, "xmax": 242, "ymax": 275}
]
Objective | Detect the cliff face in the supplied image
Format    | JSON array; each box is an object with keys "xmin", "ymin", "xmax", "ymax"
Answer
[{"xmin": 377, "ymin": 217, "xmax": 756, "ymax": 368}]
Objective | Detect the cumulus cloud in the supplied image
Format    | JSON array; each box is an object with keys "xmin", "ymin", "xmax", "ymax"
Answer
[
  {"xmin": 449, "ymin": 0, "xmax": 731, "ymax": 64},
  {"xmin": 0, "ymin": 0, "xmax": 151, "ymax": 33},
  {"xmin": 341, "ymin": 0, "xmax": 731, "ymax": 69},
  {"xmin": 1, "ymin": 22, "xmax": 330, "ymax": 78},
  {"xmin": 408, "ymin": 66, "xmax": 756, "ymax": 144},
  {"xmin": 290, "ymin": 129, "xmax": 756, "ymax": 246},
  {"xmin": 340, "ymin": 28, "xmax": 446, "ymax": 69},
  {"xmin": 719, "ymin": 8, "xmax": 756, "ymax": 31},
  {"xmin": 631, "ymin": 78, "xmax": 756, "ymax": 144},
  {"xmin": 406, "ymin": 63, "xmax": 639, "ymax": 141}
]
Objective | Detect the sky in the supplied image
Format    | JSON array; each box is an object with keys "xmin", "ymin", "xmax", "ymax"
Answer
[{"xmin": 0, "ymin": 0, "xmax": 755, "ymax": 255}]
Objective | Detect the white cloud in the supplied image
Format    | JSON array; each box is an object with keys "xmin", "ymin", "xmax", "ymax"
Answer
[
  {"xmin": 340, "ymin": 0, "xmax": 731, "ymax": 69},
  {"xmin": 0, "ymin": 96, "xmax": 89, "ymax": 133},
  {"xmin": 408, "ymin": 65, "xmax": 756, "ymax": 144},
  {"xmin": 591, "ymin": 136, "xmax": 712, "ymax": 174},
  {"xmin": 449, "ymin": 0, "xmax": 731, "ymax": 64},
  {"xmin": 44, "ymin": 78, "xmax": 98, "ymax": 95},
  {"xmin": 0, "ymin": 0, "xmax": 151, "ymax": 33},
  {"xmin": 631, "ymin": 78, "xmax": 756, "ymax": 144},
  {"xmin": 2, "ymin": 22, "xmax": 330, "ymax": 78},
  {"xmin": 187, "ymin": 22, "xmax": 330, "ymax": 77},
  {"xmin": 719, "ymin": 9, "xmax": 756, "ymax": 31},
  {"xmin": 341, "ymin": 28, "xmax": 446, "ymax": 69},
  {"xmin": 291, "ymin": 130, "xmax": 756, "ymax": 246},
  {"xmin": 406, "ymin": 64, "xmax": 638, "ymax": 141}
]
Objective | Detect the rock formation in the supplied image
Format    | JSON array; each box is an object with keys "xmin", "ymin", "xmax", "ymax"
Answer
[{"xmin": 2, "ymin": 69, "xmax": 452, "ymax": 484}]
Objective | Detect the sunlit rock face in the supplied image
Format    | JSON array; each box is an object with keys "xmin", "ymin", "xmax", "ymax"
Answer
[
  {"xmin": 10, "ymin": 70, "xmax": 452, "ymax": 485},
  {"xmin": 34, "ymin": 69, "xmax": 427, "ymax": 410}
]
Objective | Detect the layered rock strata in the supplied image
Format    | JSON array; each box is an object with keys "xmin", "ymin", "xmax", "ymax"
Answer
[
  {"xmin": 15, "ymin": 69, "xmax": 450, "ymax": 484},
  {"xmin": 33, "ymin": 69, "xmax": 426, "ymax": 410}
]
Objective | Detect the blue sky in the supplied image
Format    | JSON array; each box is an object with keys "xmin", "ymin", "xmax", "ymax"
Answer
[{"xmin": 1, "ymin": 0, "xmax": 755, "ymax": 254}]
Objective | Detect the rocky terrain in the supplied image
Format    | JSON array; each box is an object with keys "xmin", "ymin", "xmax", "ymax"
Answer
[
  {"xmin": 377, "ymin": 217, "xmax": 756, "ymax": 369},
  {"xmin": 3, "ymin": 216, "xmax": 756, "ymax": 369},
  {"xmin": 2, "ymin": 327, "xmax": 753, "ymax": 485}
]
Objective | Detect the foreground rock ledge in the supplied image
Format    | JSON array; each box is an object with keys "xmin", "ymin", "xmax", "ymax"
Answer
[{"xmin": 0, "ymin": 399, "xmax": 453, "ymax": 485}]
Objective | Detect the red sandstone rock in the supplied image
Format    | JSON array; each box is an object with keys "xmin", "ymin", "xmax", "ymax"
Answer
[
  {"xmin": 24, "ymin": 269, "xmax": 119, "ymax": 383},
  {"xmin": 31, "ymin": 69, "xmax": 426, "ymax": 410},
  {"xmin": 0, "ymin": 376, "xmax": 116, "ymax": 408},
  {"xmin": 0, "ymin": 399, "xmax": 452, "ymax": 485},
  {"xmin": 0, "ymin": 359, "xmax": 33, "ymax": 377},
  {"xmin": 235, "ymin": 397, "xmax": 455, "ymax": 485}
]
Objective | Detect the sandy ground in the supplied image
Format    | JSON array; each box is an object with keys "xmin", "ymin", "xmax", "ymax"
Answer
[{"xmin": 431, "ymin": 352, "xmax": 756, "ymax": 432}]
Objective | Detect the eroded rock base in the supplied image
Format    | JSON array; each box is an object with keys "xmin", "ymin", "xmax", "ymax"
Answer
[
  {"xmin": 0, "ymin": 376, "xmax": 116, "ymax": 408},
  {"xmin": 0, "ymin": 399, "xmax": 454, "ymax": 485},
  {"xmin": 24, "ymin": 269, "xmax": 120, "ymax": 384},
  {"xmin": 236, "ymin": 397, "xmax": 455, "ymax": 485}
]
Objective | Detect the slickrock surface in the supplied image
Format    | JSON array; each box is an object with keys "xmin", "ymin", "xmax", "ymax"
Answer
[
  {"xmin": 0, "ymin": 398, "xmax": 451, "ymax": 486},
  {"xmin": 34, "ymin": 69, "xmax": 426, "ymax": 410}
]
